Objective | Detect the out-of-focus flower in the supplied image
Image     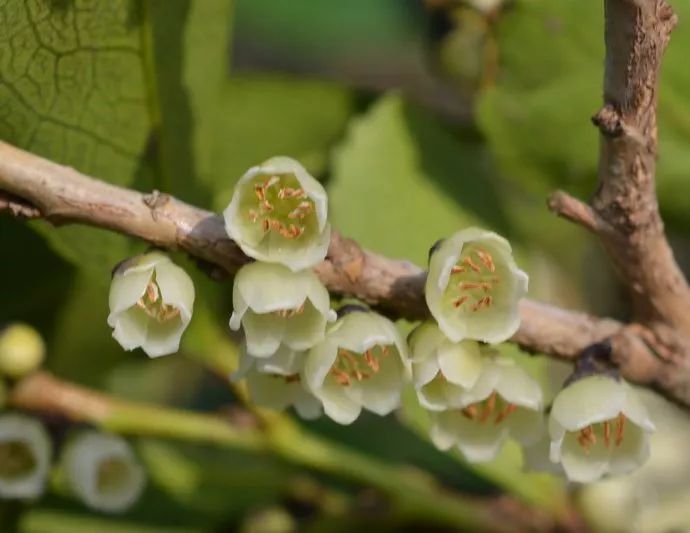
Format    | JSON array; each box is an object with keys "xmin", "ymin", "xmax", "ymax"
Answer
[
  {"xmin": 223, "ymin": 157, "xmax": 331, "ymax": 271},
  {"xmin": 108, "ymin": 251, "xmax": 194, "ymax": 358},
  {"xmin": 304, "ymin": 309, "xmax": 409, "ymax": 425},
  {"xmin": 0, "ymin": 413, "xmax": 51, "ymax": 499},
  {"xmin": 0, "ymin": 323, "xmax": 45, "ymax": 379},
  {"xmin": 549, "ymin": 374, "xmax": 655, "ymax": 483},
  {"xmin": 430, "ymin": 357, "xmax": 543, "ymax": 462},
  {"xmin": 426, "ymin": 228, "xmax": 528, "ymax": 344},
  {"xmin": 62, "ymin": 431, "xmax": 145, "ymax": 513},
  {"xmin": 229, "ymin": 262, "xmax": 336, "ymax": 357},
  {"xmin": 407, "ymin": 321, "xmax": 483, "ymax": 410}
]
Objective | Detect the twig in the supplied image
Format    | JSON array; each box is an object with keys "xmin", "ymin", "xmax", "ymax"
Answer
[
  {"xmin": 0, "ymin": 140, "xmax": 688, "ymax": 406},
  {"xmin": 8, "ymin": 371, "xmax": 556, "ymax": 531}
]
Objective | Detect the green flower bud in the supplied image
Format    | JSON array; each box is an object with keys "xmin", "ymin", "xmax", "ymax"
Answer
[
  {"xmin": 426, "ymin": 228, "xmax": 528, "ymax": 344},
  {"xmin": 549, "ymin": 375, "xmax": 655, "ymax": 483},
  {"xmin": 108, "ymin": 251, "xmax": 195, "ymax": 358},
  {"xmin": 430, "ymin": 357, "xmax": 543, "ymax": 462},
  {"xmin": 62, "ymin": 431, "xmax": 145, "ymax": 513},
  {"xmin": 0, "ymin": 323, "xmax": 45, "ymax": 379},
  {"xmin": 230, "ymin": 262, "xmax": 336, "ymax": 358},
  {"xmin": 408, "ymin": 321, "xmax": 484, "ymax": 411},
  {"xmin": 0, "ymin": 414, "xmax": 52, "ymax": 500},
  {"xmin": 223, "ymin": 157, "xmax": 331, "ymax": 271},
  {"xmin": 304, "ymin": 310, "xmax": 410, "ymax": 425}
]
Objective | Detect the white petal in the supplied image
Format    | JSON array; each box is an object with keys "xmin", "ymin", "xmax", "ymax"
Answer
[
  {"xmin": 608, "ymin": 422, "xmax": 650, "ymax": 476},
  {"xmin": 429, "ymin": 416, "xmax": 458, "ymax": 451},
  {"xmin": 358, "ymin": 354, "xmax": 404, "ymax": 416},
  {"xmin": 621, "ymin": 383, "xmax": 655, "ymax": 432},
  {"xmin": 293, "ymin": 388, "xmax": 323, "ymax": 420},
  {"xmin": 234, "ymin": 262, "xmax": 309, "ymax": 313},
  {"xmin": 281, "ymin": 303, "xmax": 328, "ymax": 351},
  {"xmin": 407, "ymin": 321, "xmax": 446, "ymax": 363},
  {"xmin": 493, "ymin": 360, "xmax": 543, "ymax": 410},
  {"xmin": 255, "ymin": 346, "xmax": 306, "ymax": 376},
  {"xmin": 317, "ymin": 382, "xmax": 362, "ymax": 425},
  {"xmin": 559, "ymin": 430, "xmax": 610, "ymax": 483},
  {"xmin": 154, "ymin": 261, "xmax": 194, "ymax": 319},
  {"xmin": 108, "ymin": 268, "xmax": 152, "ymax": 315},
  {"xmin": 304, "ymin": 339, "xmax": 339, "ymax": 392},
  {"xmin": 245, "ymin": 370, "xmax": 293, "ymax": 411},
  {"xmin": 505, "ymin": 408, "xmax": 545, "ymax": 446},
  {"xmin": 551, "ymin": 375, "xmax": 626, "ymax": 431},
  {"xmin": 242, "ymin": 312, "xmax": 286, "ymax": 357},
  {"xmin": 437, "ymin": 340, "xmax": 483, "ymax": 389},
  {"xmin": 141, "ymin": 316, "xmax": 185, "ymax": 358},
  {"xmin": 412, "ymin": 356, "xmax": 441, "ymax": 387},
  {"xmin": 110, "ymin": 308, "xmax": 149, "ymax": 351}
]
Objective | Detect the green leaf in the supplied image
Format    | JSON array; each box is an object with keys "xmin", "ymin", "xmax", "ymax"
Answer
[
  {"xmin": 329, "ymin": 93, "xmax": 509, "ymax": 266},
  {"xmin": 206, "ymin": 74, "xmax": 355, "ymax": 211},
  {"xmin": 477, "ymin": 0, "xmax": 690, "ymax": 229}
]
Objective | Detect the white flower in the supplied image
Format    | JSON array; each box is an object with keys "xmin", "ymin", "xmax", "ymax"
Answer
[
  {"xmin": 62, "ymin": 431, "xmax": 145, "ymax": 513},
  {"xmin": 549, "ymin": 374, "xmax": 655, "ymax": 483},
  {"xmin": 0, "ymin": 414, "xmax": 51, "ymax": 499},
  {"xmin": 107, "ymin": 251, "xmax": 195, "ymax": 358},
  {"xmin": 426, "ymin": 228, "xmax": 528, "ymax": 344},
  {"xmin": 407, "ymin": 321, "xmax": 484, "ymax": 411},
  {"xmin": 223, "ymin": 156, "xmax": 331, "ymax": 271},
  {"xmin": 234, "ymin": 348, "xmax": 322, "ymax": 420},
  {"xmin": 304, "ymin": 309, "xmax": 410, "ymax": 425},
  {"xmin": 0, "ymin": 323, "xmax": 45, "ymax": 379},
  {"xmin": 429, "ymin": 357, "xmax": 543, "ymax": 462},
  {"xmin": 229, "ymin": 262, "xmax": 336, "ymax": 358}
]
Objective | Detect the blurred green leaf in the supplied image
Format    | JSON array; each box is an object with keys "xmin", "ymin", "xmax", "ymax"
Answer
[
  {"xmin": 477, "ymin": 0, "xmax": 690, "ymax": 229},
  {"xmin": 329, "ymin": 93, "xmax": 509, "ymax": 266},
  {"xmin": 207, "ymin": 74, "xmax": 355, "ymax": 211}
]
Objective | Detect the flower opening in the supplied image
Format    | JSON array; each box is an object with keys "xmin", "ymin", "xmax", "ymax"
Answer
[{"xmin": 0, "ymin": 414, "xmax": 51, "ymax": 499}]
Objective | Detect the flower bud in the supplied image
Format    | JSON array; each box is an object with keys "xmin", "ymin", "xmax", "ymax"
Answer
[
  {"xmin": 230, "ymin": 262, "xmax": 336, "ymax": 358},
  {"xmin": 304, "ymin": 309, "xmax": 410, "ymax": 425},
  {"xmin": 223, "ymin": 157, "xmax": 331, "ymax": 271},
  {"xmin": 0, "ymin": 414, "xmax": 52, "ymax": 499},
  {"xmin": 429, "ymin": 357, "xmax": 543, "ymax": 462},
  {"xmin": 0, "ymin": 323, "xmax": 45, "ymax": 379},
  {"xmin": 108, "ymin": 251, "xmax": 195, "ymax": 358},
  {"xmin": 426, "ymin": 228, "xmax": 528, "ymax": 343},
  {"xmin": 62, "ymin": 431, "xmax": 145, "ymax": 513},
  {"xmin": 407, "ymin": 321, "xmax": 483, "ymax": 411},
  {"xmin": 548, "ymin": 374, "xmax": 655, "ymax": 483},
  {"xmin": 234, "ymin": 348, "xmax": 322, "ymax": 420}
]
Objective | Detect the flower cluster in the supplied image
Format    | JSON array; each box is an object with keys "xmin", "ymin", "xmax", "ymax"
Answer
[{"xmin": 100, "ymin": 156, "xmax": 655, "ymax": 485}]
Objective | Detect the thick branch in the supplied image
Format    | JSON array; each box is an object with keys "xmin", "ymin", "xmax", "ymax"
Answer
[
  {"xmin": 591, "ymin": 0, "xmax": 690, "ymax": 329},
  {"xmin": 1, "ymin": 140, "xmax": 688, "ymax": 404}
]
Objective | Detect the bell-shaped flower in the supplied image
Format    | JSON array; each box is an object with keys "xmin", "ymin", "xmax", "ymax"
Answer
[
  {"xmin": 223, "ymin": 156, "xmax": 331, "ymax": 271},
  {"xmin": 62, "ymin": 431, "xmax": 145, "ymax": 513},
  {"xmin": 426, "ymin": 228, "xmax": 528, "ymax": 344},
  {"xmin": 408, "ymin": 321, "xmax": 484, "ymax": 411},
  {"xmin": 304, "ymin": 309, "xmax": 410, "ymax": 425},
  {"xmin": 548, "ymin": 374, "xmax": 655, "ymax": 483},
  {"xmin": 108, "ymin": 251, "xmax": 195, "ymax": 358},
  {"xmin": 229, "ymin": 262, "xmax": 336, "ymax": 358},
  {"xmin": 0, "ymin": 414, "xmax": 51, "ymax": 499},
  {"xmin": 234, "ymin": 348, "xmax": 322, "ymax": 420},
  {"xmin": 429, "ymin": 357, "xmax": 543, "ymax": 462}
]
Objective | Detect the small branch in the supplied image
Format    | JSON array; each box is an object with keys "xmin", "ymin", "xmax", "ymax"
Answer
[
  {"xmin": 547, "ymin": 190, "xmax": 604, "ymax": 234},
  {"xmin": 1, "ymin": 140, "xmax": 688, "ymax": 406},
  {"xmin": 591, "ymin": 0, "xmax": 690, "ymax": 329},
  {"xmin": 9, "ymin": 371, "xmax": 553, "ymax": 531}
]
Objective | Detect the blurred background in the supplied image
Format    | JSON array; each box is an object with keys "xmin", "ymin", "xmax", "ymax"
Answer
[{"xmin": 1, "ymin": 0, "xmax": 690, "ymax": 531}]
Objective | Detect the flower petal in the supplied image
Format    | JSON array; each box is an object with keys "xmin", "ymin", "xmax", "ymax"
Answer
[
  {"xmin": 551, "ymin": 375, "xmax": 626, "ymax": 431},
  {"xmin": 437, "ymin": 340, "xmax": 483, "ymax": 389}
]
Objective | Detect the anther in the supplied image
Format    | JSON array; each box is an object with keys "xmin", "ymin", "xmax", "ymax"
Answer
[
  {"xmin": 494, "ymin": 403, "xmax": 516, "ymax": 424},
  {"xmin": 604, "ymin": 420, "xmax": 611, "ymax": 448},
  {"xmin": 261, "ymin": 200, "xmax": 273, "ymax": 212},
  {"xmin": 364, "ymin": 350, "xmax": 379, "ymax": 372},
  {"xmin": 146, "ymin": 282, "xmax": 159, "ymax": 303},
  {"xmin": 459, "ymin": 282, "xmax": 483, "ymax": 291},
  {"xmin": 479, "ymin": 392, "xmax": 496, "ymax": 423},
  {"xmin": 475, "ymin": 249, "xmax": 496, "ymax": 273},
  {"xmin": 463, "ymin": 256, "xmax": 482, "ymax": 273},
  {"xmin": 254, "ymin": 184, "xmax": 265, "ymax": 201},
  {"xmin": 451, "ymin": 265, "xmax": 466, "ymax": 274},
  {"xmin": 262, "ymin": 219, "xmax": 270, "ymax": 232},
  {"xmin": 264, "ymin": 176, "xmax": 280, "ymax": 189},
  {"xmin": 582, "ymin": 425, "xmax": 597, "ymax": 446},
  {"xmin": 616, "ymin": 413, "xmax": 626, "ymax": 447},
  {"xmin": 248, "ymin": 209, "xmax": 259, "ymax": 222},
  {"xmin": 453, "ymin": 295, "xmax": 469, "ymax": 308},
  {"xmin": 461, "ymin": 405, "xmax": 478, "ymax": 420},
  {"xmin": 285, "ymin": 374, "xmax": 300, "ymax": 384}
]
